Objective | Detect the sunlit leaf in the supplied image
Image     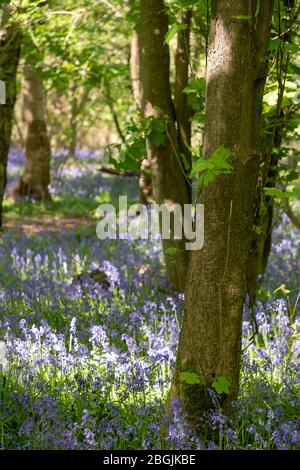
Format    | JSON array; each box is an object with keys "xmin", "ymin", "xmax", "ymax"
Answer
[
  {"xmin": 212, "ymin": 376, "xmax": 230, "ymax": 394},
  {"xmin": 180, "ymin": 372, "xmax": 202, "ymax": 385}
]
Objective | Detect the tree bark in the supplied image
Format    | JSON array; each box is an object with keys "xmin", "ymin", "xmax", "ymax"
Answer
[
  {"xmin": 68, "ymin": 84, "xmax": 91, "ymax": 159},
  {"xmin": 129, "ymin": 30, "xmax": 154, "ymax": 205},
  {"xmin": 0, "ymin": 19, "xmax": 21, "ymax": 226},
  {"xmin": 130, "ymin": 32, "xmax": 141, "ymax": 107},
  {"xmin": 169, "ymin": 0, "xmax": 274, "ymax": 425},
  {"xmin": 11, "ymin": 63, "xmax": 51, "ymax": 201},
  {"xmin": 246, "ymin": 4, "xmax": 296, "ymax": 298},
  {"xmin": 69, "ymin": 91, "xmax": 78, "ymax": 160},
  {"xmin": 140, "ymin": 0, "xmax": 191, "ymax": 291},
  {"xmin": 174, "ymin": 10, "xmax": 192, "ymax": 172}
]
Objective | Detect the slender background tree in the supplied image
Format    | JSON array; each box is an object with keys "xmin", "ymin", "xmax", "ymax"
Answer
[
  {"xmin": 140, "ymin": 0, "xmax": 191, "ymax": 290},
  {"xmin": 0, "ymin": 3, "xmax": 20, "ymax": 226}
]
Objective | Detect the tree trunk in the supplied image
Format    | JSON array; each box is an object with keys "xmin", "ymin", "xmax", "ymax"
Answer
[
  {"xmin": 0, "ymin": 20, "xmax": 21, "ymax": 226},
  {"xmin": 169, "ymin": 0, "xmax": 274, "ymax": 426},
  {"xmin": 69, "ymin": 93, "xmax": 78, "ymax": 160},
  {"xmin": 174, "ymin": 10, "xmax": 192, "ymax": 172},
  {"xmin": 140, "ymin": 0, "xmax": 191, "ymax": 291},
  {"xmin": 12, "ymin": 63, "xmax": 51, "ymax": 200},
  {"xmin": 247, "ymin": 14, "xmax": 294, "ymax": 299},
  {"xmin": 104, "ymin": 77, "xmax": 125, "ymax": 143},
  {"xmin": 130, "ymin": 32, "xmax": 141, "ymax": 107}
]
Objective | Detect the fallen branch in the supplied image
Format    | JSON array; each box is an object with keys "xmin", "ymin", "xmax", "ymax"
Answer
[{"xmin": 97, "ymin": 165, "xmax": 138, "ymax": 178}]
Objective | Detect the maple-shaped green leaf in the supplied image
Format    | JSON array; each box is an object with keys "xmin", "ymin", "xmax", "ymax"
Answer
[
  {"xmin": 212, "ymin": 376, "xmax": 230, "ymax": 394},
  {"xmin": 145, "ymin": 117, "xmax": 166, "ymax": 147},
  {"xmin": 165, "ymin": 247, "xmax": 184, "ymax": 256},
  {"xmin": 180, "ymin": 372, "xmax": 202, "ymax": 385},
  {"xmin": 190, "ymin": 146, "xmax": 233, "ymax": 186}
]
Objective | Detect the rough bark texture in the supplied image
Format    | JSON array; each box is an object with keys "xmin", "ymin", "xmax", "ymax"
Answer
[
  {"xmin": 0, "ymin": 21, "xmax": 21, "ymax": 226},
  {"xmin": 140, "ymin": 0, "xmax": 191, "ymax": 290},
  {"xmin": 12, "ymin": 63, "xmax": 51, "ymax": 200},
  {"xmin": 169, "ymin": 0, "xmax": 274, "ymax": 425},
  {"xmin": 174, "ymin": 10, "xmax": 192, "ymax": 172}
]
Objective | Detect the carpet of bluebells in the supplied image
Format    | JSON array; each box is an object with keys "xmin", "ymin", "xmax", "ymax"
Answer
[{"xmin": 0, "ymin": 149, "xmax": 299, "ymax": 450}]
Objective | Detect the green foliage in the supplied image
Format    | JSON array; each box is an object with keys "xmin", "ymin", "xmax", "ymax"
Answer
[
  {"xmin": 165, "ymin": 247, "xmax": 184, "ymax": 256},
  {"xmin": 11, "ymin": 0, "xmax": 134, "ymax": 152},
  {"xmin": 144, "ymin": 117, "xmax": 166, "ymax": 147},
  {"xmin": 109, "ymin": 113, "xmax": 169, "ymax": 174},
  {"xmin": 232, "ymin": 15, "xmax": 252, "ymax": 20},
  {"xmin": 166, "ymin": 0, "xmax": 199, "ymax": 8},
  {"xmin": 3, "ymin": 196, "xmax": 98, "ymax": 219},
  {"xmin": 263, "ymin": 81, "xmax": 297, "ymax": 113},
  {"xmin": 180, "ymin": 372, "xmax": 202, "ymax": 385},
  {"xmin": 110, "ymin": 119, "xmax": 146, "ymax": 173},
  {"xmin": 164, "ymin": 22, "xmax": 188, "ymax": 45},
  {"xmin": 212, "ymin": 376, "xmax": 230, "ymax": 395},
  {"xmin": 190, "ymin": 146, "xmax": 233, "ymax": 186},
  {"xmin": 184, "ymin": 77, "xmax": 206, "ymax": 96},
  {"xmin": 263, "ymin": 187, "xmax": 296, "ymax": 200},
  {"xmin": 183, "ymin": 77, "xmax": 206, "ymax": 117}
]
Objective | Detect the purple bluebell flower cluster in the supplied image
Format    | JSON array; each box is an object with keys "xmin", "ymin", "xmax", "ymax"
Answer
[{"xmin": 0, "ymin": 149, "xmax": 299, "ymax": 450}]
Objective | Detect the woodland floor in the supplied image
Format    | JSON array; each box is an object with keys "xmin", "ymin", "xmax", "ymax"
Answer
[
  {"xmin": 0, "ymin": 149, "xmax": 299, "ymax": 450},
  {"xmin": 3, "ymin": 214, "xmax": 93, "ymax": 235}
]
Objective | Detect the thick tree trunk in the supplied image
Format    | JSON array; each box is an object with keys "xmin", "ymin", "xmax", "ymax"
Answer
[
  {"xmin": 12, "ymin": 63, "xmax": 51, "ymax": 200},
  {"xmin": 174, "ymin": 10, "xmax": 192, "ymax": 172},
  {"xmin": 0, "ymin": 20, "xmax": 21, "ymax": 226},
  {"xmin": 140, "ymin": 0, "xmax": 191, "ymax": 290},
  {"xmin": 169, "ymin": 0, "xmax": 274, "ymax": 425}
]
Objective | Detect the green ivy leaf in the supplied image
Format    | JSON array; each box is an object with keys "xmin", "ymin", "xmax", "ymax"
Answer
[
  {"xmin": 190, "ymin": 146, "xmax": 233, "ymax": 185},
  {"xmin": 263, "ymin": 187, "xmax": 295, "ymax": 199},
  {"xmin": 165, "ymin": 247, "xmax": 184, "ymax": 256},
  {"xmin": 212, "ymin": 376, "xmax": 230, "ymax": 394},
  {"xmin": 180, "ymin": 372, "xmax": 202, "ymax": 385},
  {"xmin": 145, "ymin": 117, "xmax": 166, "ymax": 147},
  {"xmin": 253, "ymin": 225, "xmax": 263, "ymax": 235},
  {"xmin": 164, "ymin": 23, "xmax": 188, "ymax": 45}
]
